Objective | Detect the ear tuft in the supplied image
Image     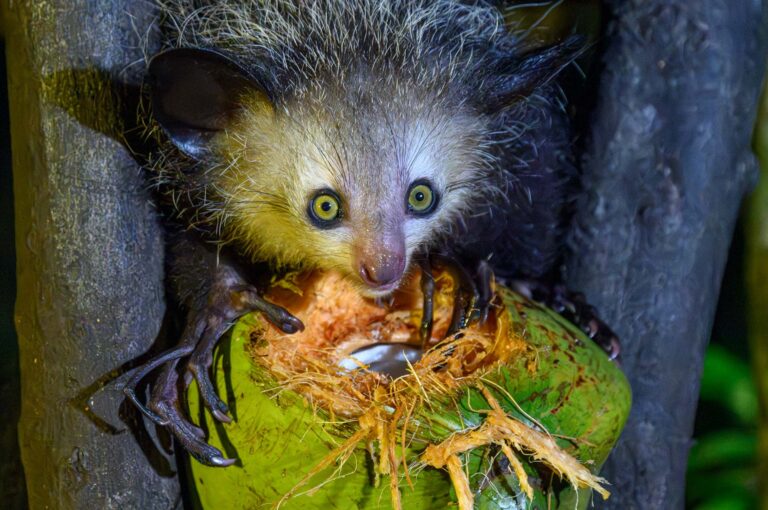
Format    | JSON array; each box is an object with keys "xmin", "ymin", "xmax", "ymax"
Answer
[
  {"xmin": 483, "ymin": 35, "xmax": 586, "ymax": 112},
  {"xmin": 149, "ymin": 48, "xmax": 265, "ymax": 158}
]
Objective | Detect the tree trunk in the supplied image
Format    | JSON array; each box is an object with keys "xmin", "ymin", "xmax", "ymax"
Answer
[
  {"xmin": 2, "ymin": 1, "xmax": 180, "ymax": 508},
  {"xmin": 566, "ymin": 1, "xmax": 768, "ymax": 508}
]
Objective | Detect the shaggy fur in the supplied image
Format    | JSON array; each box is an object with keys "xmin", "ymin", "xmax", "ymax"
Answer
[{"xmin": 149, "ymin": 0, "xmax": 578, "ymax": 292}]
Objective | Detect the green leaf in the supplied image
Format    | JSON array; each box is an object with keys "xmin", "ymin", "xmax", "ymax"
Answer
[
  {"xmin": 698, "ymin": 345, "xmax": 758, "ymax": 425},
  {"xmin": 688, "ymin": 430, "xmax": 756, "ymax": 471}
]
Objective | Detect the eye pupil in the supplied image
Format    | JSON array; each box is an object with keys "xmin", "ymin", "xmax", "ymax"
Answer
[
  {"xmin": 308, "ymin": 190, "xmax": 342, "ymax": 228},
  {"xmin": 407, "ymin": 181, "xmax": 437, "ymax": 215}
]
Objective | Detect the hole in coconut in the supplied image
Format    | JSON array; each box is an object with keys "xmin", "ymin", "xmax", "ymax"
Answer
[
  {"xmin": 256, "ymin": 270, "xmax": 458, "ymax": 382},
  {"xmin": 250, "ymin": 269, "xmax": 508, "ymax": 419},
  {"xmin": 338, "ymin": 343, "xmax": 423, "ymax": 378}
]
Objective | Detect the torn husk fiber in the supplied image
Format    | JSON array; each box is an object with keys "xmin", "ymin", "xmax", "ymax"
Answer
[{"xmin": 188, "ymin": 271, "xmax": 631, "ymax": 509}]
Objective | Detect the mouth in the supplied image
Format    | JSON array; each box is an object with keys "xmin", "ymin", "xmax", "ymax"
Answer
[{"xmin": 359, "ymin": 279, "xmax": 402, "ymax": 298}]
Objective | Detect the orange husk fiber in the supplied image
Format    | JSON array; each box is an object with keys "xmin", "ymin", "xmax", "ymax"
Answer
[{"xmin": 247, "ymin": 269, "xmax": 609, "ymax": 509}]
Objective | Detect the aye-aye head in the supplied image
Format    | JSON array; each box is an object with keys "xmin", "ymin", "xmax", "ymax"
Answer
[{"xmin": 149, "ymin": 2, "xmax": 581, "ymax": 297}]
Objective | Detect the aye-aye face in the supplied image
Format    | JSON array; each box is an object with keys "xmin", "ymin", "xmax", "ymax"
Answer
[
  {"xmin": 214, "ymin": 86, "xmax": 492, "ymax": 296},
  {"xmin": 148, "ymin": 30, "xmax": 582, "ymax": 295}
]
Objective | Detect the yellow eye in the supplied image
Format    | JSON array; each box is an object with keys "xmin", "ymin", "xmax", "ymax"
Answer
[
  {"xmin": 407, "ymin": 181, "xmax": 437, "ymax": 215},
  {"xmin": 309, "ymin": 191, "xmax": 342, "ymax": 227}
]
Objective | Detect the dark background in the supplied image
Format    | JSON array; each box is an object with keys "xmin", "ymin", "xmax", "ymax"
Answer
[{"xmin": 0, "ymin": 40, "xmax": 27, "ymax": 509}]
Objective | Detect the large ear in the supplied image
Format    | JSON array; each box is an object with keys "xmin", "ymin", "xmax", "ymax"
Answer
[
  {"xmin": 482, "ymin": 35, "xmax": 585, "ymax": 112},
  {"xmin": 148, "ymin": 48, "xmax": 266, "ymax": 158}
]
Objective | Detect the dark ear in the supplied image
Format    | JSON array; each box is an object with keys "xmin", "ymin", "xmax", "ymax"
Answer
[
  {"xmin": 148, "ymin": 48, "xmax": 265, "ymax": 158},
  {"xmin": 483, "ymin": 35, "xmax": 585, "ymax": 112}
]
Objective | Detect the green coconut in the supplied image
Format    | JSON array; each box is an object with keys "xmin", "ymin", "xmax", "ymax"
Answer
[{"xmin": 187, "ymin": 270, "xmax": 631, "ymax": 509}]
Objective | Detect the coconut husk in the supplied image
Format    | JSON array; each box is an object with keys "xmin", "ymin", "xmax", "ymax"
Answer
[{"xmin": 188, "ymin": 269, "xmax": 630, "ymax": 510}]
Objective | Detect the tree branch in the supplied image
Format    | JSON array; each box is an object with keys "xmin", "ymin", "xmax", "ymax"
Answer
[{"xmin": 566, "ymin": 1, "xmax": 768, "ymax": 508}]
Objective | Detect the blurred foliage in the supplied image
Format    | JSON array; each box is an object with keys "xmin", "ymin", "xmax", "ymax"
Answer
[
  {"xmin": 698, "ymin": 345, "xmax": 758, "ymax": 426},
  {"xmin": 687, "ymin": 345, "xmax": 759, "ymax": 509},
  {"xmin": 747, "ymin": 75, "xmax": 768, "ymax": 509}
]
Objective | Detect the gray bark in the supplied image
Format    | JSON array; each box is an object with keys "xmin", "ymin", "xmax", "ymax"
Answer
[
  {"xmin": 566, "ymin": 1, "xmax": 768, "ymax": 508},
  {"xmin": 3, "ymin": 1, "xmax": 180, "ymax": 508}
]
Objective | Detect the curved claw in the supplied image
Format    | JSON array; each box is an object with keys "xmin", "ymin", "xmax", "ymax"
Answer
[
  {"xmin": 261, "ymin": 303, "xmax": 304, "ymax": 333},
  {"xmin": 583, "ymin": 314, "xmax": 621, "ymax": 362},
  {"xmin": 186, "ymin": 316, "xmax": 235, "ymax": 423},
  {"xmin": 474, "ymin": 260, "xmax": 494, "ymax": 325},
  {"xmin": 122, "ymin": 344, "xmax": 195, "ymax": 426},
  {"xmin": 443, "ymin": 260, "xmax": 480, "ymax": 337},
  {"xmin": 602, "ymin": 336, "xmax": 621, "ymax": 362},
  {"xmin": 124, "ymin": 386, "xmax": 171, "ymax": 426},
  {"xmin": 152, "ymin": 398, "xmax": 237, "ymax": 467},
  {"xmin": 418, "ymin": 258, "xmax": 435, "ymax": 349},
  {"xmin": 238, "ymin": 287, "xmax": 305, "ymax": 334},
  {"xmin": 417, "ymin": 255, "xmax": 494, "ymax": 343},
  {"xmin": 188, "ymin": 362, "xmax": 232, "ymax": 424}
]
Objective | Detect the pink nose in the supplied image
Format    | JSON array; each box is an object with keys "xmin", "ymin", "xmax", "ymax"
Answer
[{"xmin": 357, "ymin": 252, "xmax": 405, "ymax": 288}]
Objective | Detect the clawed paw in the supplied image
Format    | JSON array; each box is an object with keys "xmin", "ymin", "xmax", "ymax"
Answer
[
  {"xmin": 123, "ymin": 282, "xmax": 302, "ymax": 466},
  {"xmin": 416, "ymin": 259, "xmax": 621, "ymax": 362},
  {"xmin": 417, "ymin": 255, "xmax": 494, "ymax": 349},
  {"xmin": 510, "ymin": 279, "xmax": 621, "ymax": 362}
]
